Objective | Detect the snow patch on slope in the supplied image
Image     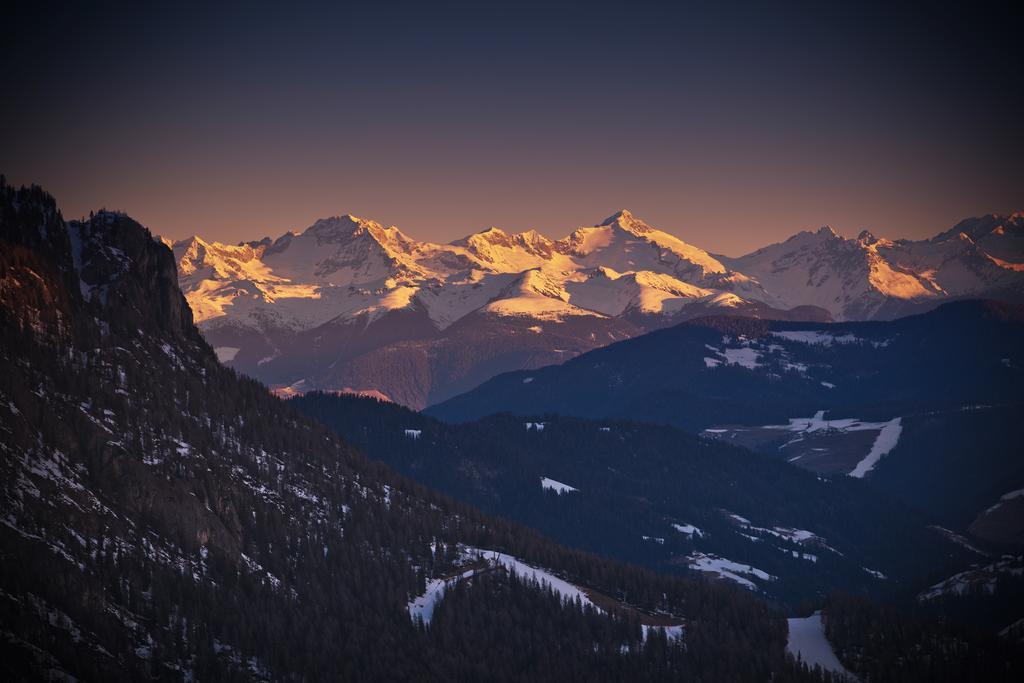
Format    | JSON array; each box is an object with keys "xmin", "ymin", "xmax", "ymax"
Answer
[
  {"xmin": 540, "ymin": 477, "xmax": 578, "ymax": 494},
  {"xmin": 848, "ymin": 418, "xmax": 903, "ymax": 478},
  {"xmin": 918, "ymin": 556, "xmax": 1024, "ymax": 601},
  {"xmin": 687, "ymin": 553, "xmax": 774, "ymax": 590},
  {"xmin": 786, "ymin": 612, "xmax": 857, "ymax": 680},
  {"xmin": 704, "ymin": 339, "xmax": 762, "ymax": 370}
]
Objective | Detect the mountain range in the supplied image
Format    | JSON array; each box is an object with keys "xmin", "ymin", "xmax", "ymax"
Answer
[
  {"xmin": 3, "ymin": 178, "xmax": 839, "ymax": 681},
  {"xmin": 3, "ymin": 177, "xmax": 1022, "ymax": 680},
  {"xmin": 174, "ymin": 210, "xmax": 1024, "ymax": 408}
]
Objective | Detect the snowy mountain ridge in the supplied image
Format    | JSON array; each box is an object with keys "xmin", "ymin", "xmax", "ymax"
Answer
[
  {"xmin": 177, "ymin": 209, "xmax": 1024, "ymax": 332},
  {"xmin": 174, "ymin": 209, "xmax": 757, "ymax": 333},
  {"xmin": 174, "ymin": 209, "xmax": 1024, "ymax": 406},
  {"xmin": 718, "ymin": 213, "xmax": 1024, "ymax": 320}
]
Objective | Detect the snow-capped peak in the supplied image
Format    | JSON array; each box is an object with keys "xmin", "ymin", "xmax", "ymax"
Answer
[
  {"xmin": 599, "ymin": 209, "xmax": 654, "ymax": 235},
  {"xmin": 303, "ymin": 214, "xmax": 367, "ymax": 234},
  {"xmin": 933, "ymin": 213, "xmax": 1023, "ymax": 243},
  {"xmin": 301, "ymin": 215, "xmax": 414, "ymax": 252},
  {"xmin": 601, "ymin": 209, "xmax": 634, "ymax": 223},
  {"xmin": 555, "ymin": 212, "xmax": 729, "ymax": 283},
  {"xmin": 173, "ymin": 235, "xmax": 273, "ymax": 281},
  {"xmin": 817, "ymin": 225, "xmax": 840, "ymax": 238}
]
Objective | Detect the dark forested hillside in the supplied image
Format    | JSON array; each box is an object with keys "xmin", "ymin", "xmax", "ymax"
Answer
[
  {"xmin": 823, "ymin": 595, "xmax": 1024, "ymax": 683},
  {"xmin": 868, "ymin": 406, "xmax": 1024, "ymax": 532},
  {"xmin": 0, "ymin": 178, "xmax": 839, "ymax": 680},
  {"xmin": 427, "ymin": 303, "xmax": 1024, "ymax": 431},
  {"xmin": 425, "ymin": 303, "xmax": 1024, "ymax": 565},
  {"xmin": 291, "ymin": 393, "xmax": 980, "ymax": 608}
]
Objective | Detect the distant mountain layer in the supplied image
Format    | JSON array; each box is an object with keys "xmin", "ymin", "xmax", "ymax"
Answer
[
  {"xmin": 174, "ymin": 210, "xmax": 1024, "ymax": 407},
  {"xmin": 428, "ymin": 300, "xmax": 1024, "ymax": 429},
  {"xmin": 427, "ymin": 300, "xmax": 1024, "ymax": 552}
]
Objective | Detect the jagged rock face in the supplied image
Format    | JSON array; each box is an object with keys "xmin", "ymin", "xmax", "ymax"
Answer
[
  {"xmin": 1, "ymin": 184, "xmax": 242, "ymax": 565},
  {"xmin": 0, "ymin": 177, "xmax": 72, "ymax": 256},
  {"xmin": 70, "ymin": 212, "xmax": 199, "ymax": 342},
  {"xmin": 0, "ymin": 182, "xmax": 200, "ymax": 348},
  {"xmin": 0, "ymin": 179, "xmax": 81, "ymax": 340}
]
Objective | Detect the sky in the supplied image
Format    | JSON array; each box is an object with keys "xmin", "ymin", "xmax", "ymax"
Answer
[{"xmin": 3, "ymin": 1, "xmax": 1022, "ymax": 256}]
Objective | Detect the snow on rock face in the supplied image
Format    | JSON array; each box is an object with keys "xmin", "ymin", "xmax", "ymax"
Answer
[
  {"xmin": 451, "ymin": 227, "xmax": 556, "ymax": 272},
  {"xmin": 564, "ymin": 266, "xmax": 712, "ymax": 316},
  {"xmin": 540, "ymin": 477, "xmax": 578, "ymax": 494},
  {"xmin": 918, "ymin": 556, "xmax": 1024, "ymax": 601},
  {"xmin": 725, "ymin": 213, "xmax": 1024, "ymax": 320},
  {"xmin": 672, "ymin": 523, "xmax": 703, "ymax": 537},
  {"xmin": 720, "ymin": 226, "xmax": 929, "ymax": 321},
  {"xmin": 786, "ymin": 612, "xmax": 857, "ymax": 680},
  {"xmin": 557, "ymin": 210, "xmax": 729, "ymax": 281}
]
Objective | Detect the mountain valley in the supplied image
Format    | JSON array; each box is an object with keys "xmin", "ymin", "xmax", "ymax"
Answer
[
  {"xmin": 1, "ymin": 177, "xmax": 1021, "ymax": 680},
  {"xmin": 2, "ymin": 179, "xmax": 843, "ymax": 681}
]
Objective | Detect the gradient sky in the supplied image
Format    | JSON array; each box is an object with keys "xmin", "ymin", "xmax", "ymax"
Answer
[{"xmin": 3, "ymin": 1, "xmax": 1022, "ymax": 256}]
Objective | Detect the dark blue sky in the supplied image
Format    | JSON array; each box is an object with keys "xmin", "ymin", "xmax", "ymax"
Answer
[{"xmin": 3, "ymin": 1, "xmax": 1021, "ymax": 253}]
